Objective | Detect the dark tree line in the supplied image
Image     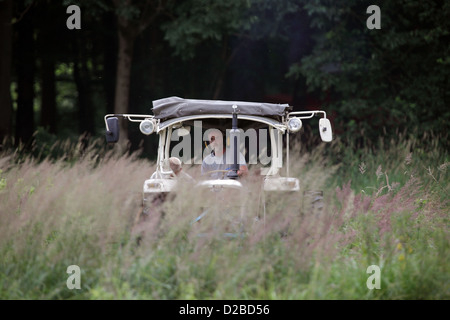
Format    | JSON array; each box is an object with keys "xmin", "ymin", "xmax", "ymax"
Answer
[{"xmin": 0, "ymin": 0, "xmax": 448, "ymax": 155}]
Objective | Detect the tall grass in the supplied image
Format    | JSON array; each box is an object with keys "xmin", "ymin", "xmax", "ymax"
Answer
[{"xmin": 0, "ymin": 135, "xmax": 448, "ymax": 299}]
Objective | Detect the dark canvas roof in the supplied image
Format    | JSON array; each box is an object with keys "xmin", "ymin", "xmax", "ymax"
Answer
[{"xmin": 152, "ymin": 97, "xmax": 291, "ymax": 121}]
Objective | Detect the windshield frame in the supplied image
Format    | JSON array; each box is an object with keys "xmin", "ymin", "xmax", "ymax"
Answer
[{"xmin": 154, "ymin": 115, "xmax": 285, "ymax": 178}]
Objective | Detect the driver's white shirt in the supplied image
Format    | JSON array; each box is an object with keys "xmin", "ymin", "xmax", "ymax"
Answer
[{"xmin": 201, "ymin": 150, "xmax": 246, "ymax": 179}]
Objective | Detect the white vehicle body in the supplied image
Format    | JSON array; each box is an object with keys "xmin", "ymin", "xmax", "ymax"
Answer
[{"xmin": 104, "ymin": 97, "xmax": 333, "ymax": 216}]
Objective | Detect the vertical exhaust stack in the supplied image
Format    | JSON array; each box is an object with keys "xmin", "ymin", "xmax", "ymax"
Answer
[{"xmin": 227, "ymin": 105, "xmax": 239, "ymax": 180}]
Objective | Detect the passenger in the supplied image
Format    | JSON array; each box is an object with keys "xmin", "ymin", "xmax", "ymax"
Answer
[{"xmin": 169, "ymin": 157, "xmax": 195, "ymax": 182}]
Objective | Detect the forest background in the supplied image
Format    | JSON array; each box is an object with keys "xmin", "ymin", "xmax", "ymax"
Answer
[{"xmin": 0, "ymin": 0, "xmax": 448, "ymax": 157}]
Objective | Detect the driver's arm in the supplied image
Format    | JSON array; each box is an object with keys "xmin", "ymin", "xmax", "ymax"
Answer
[
  {"xmin": 238, "ymin": 164, "xmax": 248, "ymax": 177},
  {"xmin": 237, "ymin": 152, "xmax": 248, "ymax": 177}
]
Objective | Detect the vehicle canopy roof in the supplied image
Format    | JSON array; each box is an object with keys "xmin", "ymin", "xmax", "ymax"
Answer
[{"xmin": 152, "ymin": 96, "xmax": 292, "ymax": 122}]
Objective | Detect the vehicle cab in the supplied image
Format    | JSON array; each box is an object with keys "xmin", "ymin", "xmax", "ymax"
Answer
[{"xmin": 104, "ymin": 96, "xmax": 333, "ymax": 216}]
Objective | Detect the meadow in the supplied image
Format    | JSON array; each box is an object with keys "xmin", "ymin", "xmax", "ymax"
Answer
[{"xmin": 0, "ymin": 135, "xmax": 448, "ymax": 299}]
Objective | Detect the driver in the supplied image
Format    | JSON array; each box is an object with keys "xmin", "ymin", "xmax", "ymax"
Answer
[{"xmin": 201, "ymin": 128, "xmax": 248, "ymax": 179}]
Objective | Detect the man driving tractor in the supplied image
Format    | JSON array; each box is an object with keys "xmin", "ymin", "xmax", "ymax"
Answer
[{"xmin": 201, "ymin": 128, "xmax": 248, "ymax": 179}]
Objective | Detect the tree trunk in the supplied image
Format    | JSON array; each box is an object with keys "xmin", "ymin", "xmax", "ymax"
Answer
[
  {"xmin": 111, "ymin": 0, "xmax": 163, "ymax": 148},
  {"xmin": 0, "ymin": 0, "xmax": 13, "ymax": 144},
  {"xmin": 40, "ymin": 54, "xmax": 57, "ymax": 134},
  {"xmin": 103, "ymin": 12, "xmax": 117, "ymax": 115},
  {"xmin": 15, "ymin": 8, "xmax": 35, "ymax": 147},
  {"xmin": 114, "ymin": 27, "xmax": 136, "ymax": 145},
  {"xmin": 73, "ymin": 38, "xmax": 95, "ymax": 136},
  {"xmin": 38, "ymin": 3, "xmax": 57, "ymax": 135}
]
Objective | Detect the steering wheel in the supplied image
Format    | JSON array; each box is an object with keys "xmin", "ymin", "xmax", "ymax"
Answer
[{"xmin": 205, "ymin": 169, "xmax": 232, "ymax": 179}]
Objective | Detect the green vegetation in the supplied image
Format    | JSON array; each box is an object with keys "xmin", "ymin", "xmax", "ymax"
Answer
[
  {"xmin": 1, "ymin": 0, "xmax": 447, "ymax": 300},
  {"xmin": 290, "ymin": 0, "xmax": 450, "ymax": 147},
  {"xmin": 0, "ymin": 136, "xmax": 447, "ymax": 300}
]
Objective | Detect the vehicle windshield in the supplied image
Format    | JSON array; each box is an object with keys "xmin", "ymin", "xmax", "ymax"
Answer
[{"xmin": 166, "ymin": 119, "xmax": 275, "ymax": 177}]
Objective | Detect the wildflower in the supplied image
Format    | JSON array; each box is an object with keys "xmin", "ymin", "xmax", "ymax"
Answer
[
  {"xmin": 398, "ymin": 253, "xmax": 405, "ymax": 261},
  {"xmin": 438, "ymin": 162, "xmax": 448, "ymax": 172},
  {"xmin": 359, "ymin": 162, "xmax": 366, "ymax": 174},
  {"xmin": 391, "ymin": 182, "xmax": 400, "ymax": 190},
  {"xmin": 0, "ymin": 178, "xmax": 6, "ymax": 190},
  {"xmin": 375, "ymin": 165, "xmax": 383, "ymax": 179},
  {"xmin": 396, "ymin": 243, "xmax": 403, "ymax": 251}
]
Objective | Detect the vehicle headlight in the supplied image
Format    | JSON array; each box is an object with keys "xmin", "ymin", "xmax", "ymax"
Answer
[
  {"xmin": 146, "ymin": 182, "xmax": 161, "ymax": 189},
  {"xmin": 287, "ymin": 117, "xmax": 302, "ymax": 133},
  {"xmin": 140, "ymin": 119, "xmax": 155, "ymax": 135},
  {"xmin": 284, "ymin": 180, "xmax": 298, "ymax": 188}
]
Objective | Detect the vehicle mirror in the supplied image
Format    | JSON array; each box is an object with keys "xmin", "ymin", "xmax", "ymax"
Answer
[
  {"xmin": 105, "ymin": 117, "xmax": 119, "ymax": 143},
  {"xmin": 319, "ymin": 118, "xmax": 332, "ymax": 142}
]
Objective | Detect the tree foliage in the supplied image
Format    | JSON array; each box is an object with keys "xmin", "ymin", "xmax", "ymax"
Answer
[
  {"xmin": 0, "ymin": 0, "xmax": 448, "ymax": 153},
  {"xmin": 162, "ymin": 0, "xmax": 300, "ymax": 59},
  {"xmin": 287, "ymin": 0, "xmax": 450, "ymax": 147}
]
